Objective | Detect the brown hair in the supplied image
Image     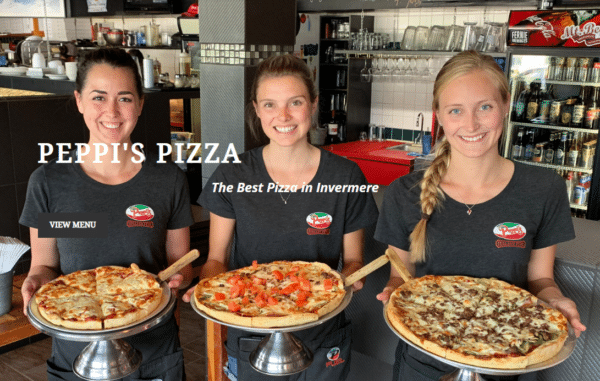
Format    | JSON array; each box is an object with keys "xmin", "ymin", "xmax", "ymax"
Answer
[
  {"xmin": 76, "ymin": 47, "xmax": 143, "ymax": 99},
  {"xmin": 409, "ymin": 51, "xmax": 508, "ymax": 263},
  {"xmin": 246, "ymin": 54, "xmax": 318, "ymax": 141}
]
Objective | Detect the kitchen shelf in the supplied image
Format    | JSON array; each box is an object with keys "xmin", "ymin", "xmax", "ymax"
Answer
[
  {"xmin": 532, "ymin": 79, "xmax": 600, "ymax": 87},
  {"xmin": 514, "ymin": 159, "xmax": 594, "ymax": 174},
  {"xmin": 337, "ymin": 49, "xmax": 506, "ymax": 58},
  {"xmin": 511, "ymin": 121, "xmax": 599, "ymax": 135}
]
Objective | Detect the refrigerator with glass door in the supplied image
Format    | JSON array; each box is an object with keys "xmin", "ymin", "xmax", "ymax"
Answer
[{"xmin": 502, "ymin": 9, "xmax": 600, "ymax": 220}]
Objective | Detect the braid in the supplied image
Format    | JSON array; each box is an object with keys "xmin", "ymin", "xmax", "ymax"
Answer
[{"xmin": 409, "ymin": 139, "xmax": 451, "ymax": 263}]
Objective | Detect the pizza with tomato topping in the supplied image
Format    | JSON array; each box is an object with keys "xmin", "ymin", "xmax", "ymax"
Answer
[
  {"xmin": 34, "ymin": 264, "xmax": 163, "ymax": 330},
  {"xmin": 193, "ymin": 260, "xmax": 346, "ymax": 328},
  {"xmin": 386, "ymin": 275, "xmax": 569, "ymax": 369}
]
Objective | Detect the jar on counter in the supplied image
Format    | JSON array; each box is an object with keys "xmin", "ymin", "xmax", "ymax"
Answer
[{"xmin": 174, "ymin": 74, "xmax": 187, "ymax": 88}]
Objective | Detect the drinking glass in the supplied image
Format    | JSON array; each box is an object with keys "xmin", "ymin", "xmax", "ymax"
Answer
[
  {"xmin": 414, "ymin": 26, "xmax": 430, "ymax": 51},
  {"xmin": 484, "ymin": 22, "xmax": 503, "ymax": 52},
  {"xmin": 371, "ymin": 58, "xmax": 382, "ymax": 83},
  {"xmin": 427, "ymin": 26, "xmax": 446, "ymax": 51},
  {"xmin": 360, "ymin": 59, "xmax": 371, "ymax": 83},
  {"xmin": 460, "ymin": 22, "xmax": 477, "ymax": 51},
  {"xmin": 402, "ymin": 26, "xmax": 416, "ymax": 50},
  {"xmin": 392, "ymin": 59, "xmax": 404, "ymax": 83},
  {"xmin": 382, "ymin": 58, "xmax": 392, "ymax": 82}
]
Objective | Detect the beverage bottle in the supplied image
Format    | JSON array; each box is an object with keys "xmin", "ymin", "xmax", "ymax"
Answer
[
  {"xmin": 567, "ymin": 132, "xmax": 581, "ymax": 167},
  {"xmin": 524, "ymin": 128, "xmax": 536, "ymax": 161},
  {"xmin": 511, "ymin": 128, "xmax": 525, "ymax": 160},
  {"xmin": 585, "ymin": 86, "xmax": 600, "ymax": 129},
  {"xmin": 526, "ymin": 82, "xmax": 541, "ymax": 122},
  {"xmin": 513, "ymin": 80, "xmax": 530, "ymax": 122},
  {"xmin": 538, "ymin": 84, "xmax": 553, "ymax": 123},
  {"xmin": 561, "ymin": 98, "xmax": 576, "ymax": 126},
  {"xmin": 565, "ymin": 171, "xmax": 575, "ymax": 202},
  {"xmin": 571, "ymin": 86, "xmax": 587, "ymax": 128},
  {"xmin": 554, "ymin": 131, "xmax": 568, "ymax": 165},
  {"xmin": 544, "ymin": 132, "xmax": 556, "ymax": 164},
  {"xmin": 326, "ymin": 110, "xmax": 340, "ymax": 145},
  {"xmin": 590, "ymin": 58, "xmax": 600, "ymax": 83}
]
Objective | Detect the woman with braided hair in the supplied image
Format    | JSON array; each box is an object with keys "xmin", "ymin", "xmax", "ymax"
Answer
[{"xmin": 375, "ymin": 51, "xmax": 586, "ymax": 381}]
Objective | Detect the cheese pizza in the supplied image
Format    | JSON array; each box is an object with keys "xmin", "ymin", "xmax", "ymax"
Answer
[
  {"xmin": 386, "ymin": 275, "xmax": 569, "ymax": 369},
  {"xmin": 34, "ymin": 264, "xmax": 163, "ymax": 330},
  {"xmin": 194, "ymin": 260, "xmax": 346, "ymax": 328}
]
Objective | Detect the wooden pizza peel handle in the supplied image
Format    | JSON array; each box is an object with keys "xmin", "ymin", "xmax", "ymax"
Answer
[
  {"xmin": 385, "ymin": 248, "xmax": 412, "ymax": 283},
  {"xmin": 158, "ymin": 249, "xmax": 200, "ymax": 282},
  {"xmin": 344, "ymin": 254, "xmax": 390, "ymax": 287}
]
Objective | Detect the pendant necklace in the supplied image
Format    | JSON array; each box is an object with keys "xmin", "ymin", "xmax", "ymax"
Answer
[
  {"xmin": 266, "ymin": 150, "xmax": 312, "ymax": 205},
  {"xmin": 457, "ymin": 168, "xmax": 501, "ymax": 216}
]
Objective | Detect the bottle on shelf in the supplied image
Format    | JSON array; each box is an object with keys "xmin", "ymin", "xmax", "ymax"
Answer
[
  {"xmin": 567, "ymin": 132, "xmax": 581, "ymax": 167},
  {"xmin": 326, "ymin": 110, "xmax": 340, "ymax": 145},
  {"xmin": 524, "ymin": 128, "xmax": 536, "ymax": 161},
  {"xmin": 565, "ymin": 171, "xmax": 575, "ymax": 203},
  {"xmin": 511, "ymin": 127, "xmax": 525, "ymax": 160},
  {"xmin": 512, "ymin": 80, "xmax": 530, "ymax": 122},
  {"xmin": 537, "ymin": 84, "xmax": 553, "ymax": 123},
  {"xmin": 544, "ymin": 132, "xmax": 557, "ymax": 164},
  {"xmin": 560, "ymin": 97, "xmax": 576, "ymax": 126},
  {"xmin": 585, "ymin": 86, "xmax": 600, "ymax": 129},
  {"xmin": 179, "ymin": 49, "xmax": 191, "ymax": 75},
  {"xmin": 554, "ymin": 131, "xmax": 569, "ymax": 166},
  {"xmin": 571, "ymin": 86, "xmax": 587, "ymax": 128},
  {"xmin": 526, "ymin": 82, "xmax": 541, "ymax": 122}
]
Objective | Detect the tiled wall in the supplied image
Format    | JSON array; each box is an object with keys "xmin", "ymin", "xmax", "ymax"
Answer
[
  {"xmin": 368, "ymin": 5, "xmax": 535, "ymax": 138},
  {"xmin": 0, "ymin": 16, "xmax": 181, "ymax": 78}
]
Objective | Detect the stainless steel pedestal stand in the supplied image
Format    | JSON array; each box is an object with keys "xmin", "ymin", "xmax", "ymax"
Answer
[
  {"xmin": 28, "ymin": 285, "xmax": 175, "ymax": 380},
  {"xmin": 193, "ymin": 284, "xmax": 352, "ymax": 376},
  {"xmin": 383, "ymin": 304, "xmax": 577, "ymax": 381}
]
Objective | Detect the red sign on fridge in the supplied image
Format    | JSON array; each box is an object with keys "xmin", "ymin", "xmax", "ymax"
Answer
[{"xmin": 508, "ymin": 10, "xmax": 600, "ymax": 48}]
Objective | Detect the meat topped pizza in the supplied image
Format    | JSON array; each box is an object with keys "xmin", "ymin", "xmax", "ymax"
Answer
[
  {"xmin": 194, "ymin": 260, "xmax": 346, "ymax": 328},
  {"xmin": 34, "ymin": 264, "xmax": 163, "ymax": 330},
  {"xmin": 386, "ymin": 275, "xmax": 569, "ymax": 369}
]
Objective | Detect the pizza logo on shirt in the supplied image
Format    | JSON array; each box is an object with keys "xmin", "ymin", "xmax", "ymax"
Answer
[
  {"xmin": 326, "ymin": 347, "xmax": 345, "ymax": 368},
  {"xmin": 126, "ymin": 205, "xmax": 155, "ymax": 228},
  {"xmin": 493, "ymin": 222, "xmax": 526, "ymax": 249},
  {"xmin": 306, "ymin": 212, "xmax": 331, "ymax": 236}
]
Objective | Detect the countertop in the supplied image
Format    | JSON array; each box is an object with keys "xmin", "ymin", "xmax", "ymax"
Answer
[
  {"xmin": 321, "ymin": 141, "xmax": 417, "ymax": 186},
  {"xmin": 321, "ymin": 140, "xmax": 417, "ymax": 166},
  {"xmin": 0, "ymin": 87, "xmax": 51, "ymax": 97}
]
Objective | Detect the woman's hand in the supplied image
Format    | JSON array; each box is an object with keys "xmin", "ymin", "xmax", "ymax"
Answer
[
  {"xmin": 376, "ymin": 276, "xmax": 404, "ymax": 304},
  {"xmin": 341, "ymin": 261, "xmax": 364, "ymax": 292},
  {"xmin": 548, "ymin": 296, "xmax": 587, "ymax": 337},
  {"xmin": 182, "ymin": 259, "xmax": 228, "ymax": 303},
  {"xmin": 21, "ymin": 269, "xmax": 57, "ymax": 316}
]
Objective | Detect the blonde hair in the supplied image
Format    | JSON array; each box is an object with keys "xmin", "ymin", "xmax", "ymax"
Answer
[{"xmin": 409, "ymin": 51, "xmax": 509, "ymax": 263}]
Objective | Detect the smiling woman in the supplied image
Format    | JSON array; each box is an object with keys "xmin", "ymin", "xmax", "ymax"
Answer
[
  {"xmin": 184, "ymin": 54, "xmax": 379, "ymax": 381},
  {"xmin": 19, "ymin": 47, "xmax": 195, "ymax": 381},
  {"xmin": 374, "ymin": 50, "xmax": 586, "ymax": 381}
]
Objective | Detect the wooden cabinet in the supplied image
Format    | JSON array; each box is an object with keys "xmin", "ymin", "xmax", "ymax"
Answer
[{"xmin": 319, "ymin": 15, "xmax": 373, "ymax": 142}]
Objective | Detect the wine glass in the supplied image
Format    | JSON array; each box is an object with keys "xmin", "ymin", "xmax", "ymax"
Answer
[
  {"xmin": 382, "ymin": 58, "xmax": 392, "ymax": 82},
  {"xmin": 392, "ymin": 58, "xmax": 403, "ymax": 83},
  {"xmin": 371, "ymin": 57, "xmax": 382, "ymax": 83},
  {"xmin": 360, "ymin": 59, "xmax": 371, "ymax": 83}
]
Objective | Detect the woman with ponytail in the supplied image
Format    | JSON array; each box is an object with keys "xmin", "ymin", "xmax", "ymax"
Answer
[{"xmin": 375, "ymin": 51, "xmax": 586, "ymax": 381}]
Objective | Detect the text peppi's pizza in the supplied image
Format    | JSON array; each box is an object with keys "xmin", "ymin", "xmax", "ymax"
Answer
[
  {"xmin": 194, "ymin": 260, "xmax": 346, "ymax": 328},
  {"xmin": 34, "ymin": 264, "xmax": 164, "ymax": 330},
  {"xmin": 386, "ymin": 275, "xmax": 569, "ymax": 369}
]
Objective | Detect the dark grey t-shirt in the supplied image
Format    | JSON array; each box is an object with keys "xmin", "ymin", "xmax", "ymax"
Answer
[
  {"xmin": 375, "ymin": 161, "xmax": 575, "ymax": 289},
  {"xmin": 20, "ymin": 151, "xmax": 194, "ymax": 275},
  {"xmin": 199, "ymin": 146, "xmax": 380, "ymax": 271}
]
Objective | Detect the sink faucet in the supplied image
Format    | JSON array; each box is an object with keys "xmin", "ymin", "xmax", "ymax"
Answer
[{"xmin": 414, "ymin": 113, "xmax": 424, "ymax": 144}]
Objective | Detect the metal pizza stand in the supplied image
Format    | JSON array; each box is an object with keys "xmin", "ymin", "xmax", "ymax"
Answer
[
  {"xmin": 26, "ymin": 250, "xmax": 200, "ymax": 380},
  {"xmin": 193, "ymin": 276, "xmax": 352, "ymax": 375},
  {"xmin": 382, "ymin": 250, "xmax": 578, "ymax": 381},
  {"xmin": 191, "ymin": 251, "xmax": 406, "ymax": 376}
]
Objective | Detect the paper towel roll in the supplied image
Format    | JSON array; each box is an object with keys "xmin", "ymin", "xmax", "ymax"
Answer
[{"xmin": 143, "ymin": 58, "xmax": 154, "ymax": 89}]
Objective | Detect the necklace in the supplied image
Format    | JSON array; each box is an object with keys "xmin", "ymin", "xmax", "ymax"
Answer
[
  {"xmin": 266, "ymin": 149, "xmax": 313, "ymax": 205},
  {"xmin": 456, "ymin": 168, "xmax": 502, "ymax": 216}
]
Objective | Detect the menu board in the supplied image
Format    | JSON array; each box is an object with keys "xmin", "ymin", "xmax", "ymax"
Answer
[{"xmin": 507, "ymin": 10, "xmax": 600, "ymax": 48}]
